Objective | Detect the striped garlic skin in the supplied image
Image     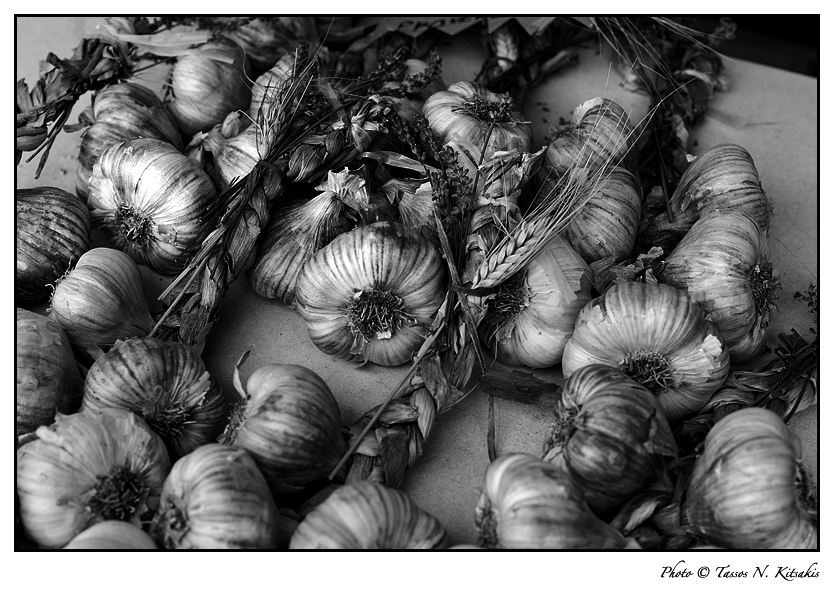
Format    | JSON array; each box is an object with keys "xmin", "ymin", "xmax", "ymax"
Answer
[
  {"xmin": 80, "ymin": 337, "xmax": 227, "ymax": 459},
  {"xmin": 16, "ymin": 408, "xmax": 170, "ymax": 548},
  {"xmin": 75, "ymin": 82, "xmax": 183, "ymax": 201},
  {"xmin": 561, "ymin": 282, "xmax": 731, "ymax": 421},
  {"xmin": 232, "ymin": 364, "xmax": 348, "ymax": 499},
  {"xmin": 542, "ymin": 364, "xmax": 677, "ymax": 513},
  {"xmin": 16, "ymin": 309, "xmax": 84, "ymax": 435},
  {"xmin": 16, "ymin": 187, "xmax": 91, "ymax": 305},
  {"xmin": 289, "ymin": 481, "xmax": 451, "ymax": 549},
  {"xmin": 479, "ymin": 235, "xmax": 593, "ymax": 368},
  {"xmin": 64, "ymin": 521, "xmax": 157, "ymax": 550},
  {"xmin": 249, "ymin": 53, "xmax": 297, "ymax": 121},
  {"xmin": 152, "ymin": 444, "xmax": 292, "ymax": 549},
  {"xmin": 48, "ymin": 248, "xmax": 155, "ymax": 356},
  {"xmin": 564, "ymin": 166, "xmax": 642, "ymax": 264},
  {"xmin": 295, "ymin": 222, "xmax": 447, "ymax": 366},
  {"xmin": 87, "ymin": 138, "xmax": 217, "ymax": 275},
  {"xmin": 475, "ymin": 453, "xmax": 640, "ymax": 549},
  {"xmin": 660, "ymin": 211, "xmax": 776, "ymax": 363},
  {"xmin": 682, "ymin": 408, "xmax": 817, "ymax": 549},
  {"xmin": 659, "ymin": 143, "xmax": 772, "ymax": 234}
]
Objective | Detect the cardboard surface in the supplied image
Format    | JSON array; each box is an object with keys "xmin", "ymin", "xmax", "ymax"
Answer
[{"xmin": 15, "ymin": 18, "xmax": 818, "ymax": 546}]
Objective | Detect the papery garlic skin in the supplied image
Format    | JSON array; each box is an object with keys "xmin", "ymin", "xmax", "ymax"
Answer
[
  {"xmin": 48, "ymin": 248, "xmax": 155, "ymax": 357},
  {"xmin": 152, "ymin": 443, "xmax": 294, "ymax": 549},
  {"xmin": 476, "ymin": 453, "xmax": 641, "ymax": 549},
  {"xmin": 16, "ymin": 309, "xmax": 84, "ymax": 435},
  {"xmin": 75, "ymin": 82, "xmax": 184, "ymax": 202},
  {"xmin": 290, "ymin": 481, "xmax": 451, "ymax": 549},
  {"xmin": 16, "ymin": 408, "xmax": 170, "ymax": 548},
  {"xmin": 16, "ymin": 187, "xmax": 91, "ymax": 305},
  {"xmin": 682, "ymin": 408, "xmax": 817, "ymax": 549},
  {"xmin": 81, "ymin": 337, "xmax": 227, "ymax": 459},
  {"xmin": 221, "ymin": 17, "xmax": 317, "ymax": 76},
  {"xmin": 229, "ymin": 364, "xmax": 348, "ymax": 499},
  {"xmin": 561, "ymin": 282, "xmax": 731, "ymax": 421},
  {"xmin": 542, "ymin": 364, "xmax": 678, "ymax": 513},
  {"xmin": 88, "ymin": 138, "xmax": 217, "ymax": 275},
  {"xmin": 660, "ymin": 211, "xmax": 779, "ymax": 362},
  {"xmin": 63, "ymin": 521, "xmax": 157, "ymax": 550},
  {"xmin": 295, "ymin": 221, "xmax": 447, "ymax": 366},
  {"xmin": 479, "ymin": 235, "xmax": 593, "ymax": 368}
]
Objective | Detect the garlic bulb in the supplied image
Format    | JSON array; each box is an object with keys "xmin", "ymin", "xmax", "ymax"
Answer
[
  {"xmin": 63, "ymin": 521, "xmax": 157, "ymax": 550},
  {"xmin": 479, "ymin": 235, "xmax": 593, "ymax": 368},
  {"xmin": 81, "ymin": 337, "xmax": 227, "ymax": 458},
  {"xmin": 152, "ymin": 443, "xmax": 296, "ymax": 549},
  {"xmin": 246, "ymin": 168, "xmax": 368, "ymax": 305},
  {"xmin": 544, "ymin": 97, "xmax": 636, "ymax": 180},
  {"xmin": 378, "ymin": 177, "xmax": 437, "ymax": 230},
  {"xmin": 476, "ymin": 453, "xmax": 641, "ymax": 549},
  {"xmin": 221, "ymin": 17, "xmax": 317, "ymax": 76},
  {"xmin": 165, "ymin": 37, "xmax": 252, "ymax": 137},
  {"xmin": 75, "ymin": 82, "xmax": 183, "ymax": 201},
  {"xmin": 249, "ymin": 52, "xmax": 300, "ymax": 122},
  {"xmin": 48, "ymin": 247, "xmax": 155, "ymax": 357},
  {"xmin": 561, "ymin": 282, "xmax": 731, "ymax": 421},
  {"xmin": 290, "ymin": 481, "xmax": 451, "ymax": 549},
  {"xmin": 16, "ymin": 187, "xmax": 90, "ymax": 305},
  {"xmin": 659, "ymin": 211, "xmax": 780, "ymax": 362},
  {"xmin": 87, "ymin": 138, "xmax": 218, "ymax": 275},
  {"xmin": 295, "ymin": 221, "xmax": 447, "ymax": 366},
  {"xmin": 682, "ymin": 408, "xmax": 817, "ymax": 549},
  {"xmin": 562, "ymin": 165, "xmax": 642, "ymax": 264},
  {"xmin": 16, "ymin": 309, "xmax": 83, "ymax": 435},
  {"xmin": 226, "ymin": 364, "xmax": 348, "ymax": 499},
  {"xmin": 542, "ymin": 364, "xmax": 678, "ymax": 513},
  {"xmin": 655, "ymin": 143, "xmax": 772, "ymax": 236},
  {"xmin": 423, "ymin": 81, "xmax": 533, "ymax": 156},
  {"xmin": 16, "ymin": 408, "xmax": 170, "ymax": 548}
]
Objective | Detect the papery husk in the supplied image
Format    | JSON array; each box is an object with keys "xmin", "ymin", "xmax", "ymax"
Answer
[
  {"xmin": 151, "ymin": 443, "xmax": 295, "ymax": 549},
  {"xmin": 165, "ymin": 37, "xmax": 252, "ymax": 137},
  {"xmin": 48, "ymin": 248, "xmax": 155, "ymax": 359},
  {"xmin": 75, "ymin": 81, "xmax": 183, "ymax": 201},
  {"xmin": 681, "ymin": 408, "xmax": 818, "ymax": 549},
  {"xmin": 289, "ymin": 481, "xmax": 451, "ymax": 549},
  {"xmin": 479, "ymin": 235, "xmax": 593, "ymax": 368},
  {"xmin": 378, "ymin": 177, "xmax": 436, "ymax": 230},
  {"xmin": 64, "ymin": 521, "xmax": 157, "ymax": 550},
  {"xmin": 561, "ymin": 281, "xmax": 731, "ymax": 421},
  {"xmin": 16, "ymin": 408, "xmax": 171, "ymax": 548},
  {"xmin": 87, "ymin": 138, "xmax": 218, "ymax": 275},
  {"xmin": 229, "ymin": 364, "xmax": 348, "ymax": 499},
  {"xmin": 249, "ymin": 52, "xmax": 299, "ymax": 121},
  {"xmin": 541, "ymin": 364, "xmax": 678, "ymax": 513},
  {"xmin": 80, "ymin": 337, "xmax": 227, "ymax": 459},
  {"xmin": 16, "ymin": 187, "xmax": 91, "ymax": 305},
  {"xmin": 16, "ymin": 309, "xmax": 84, "ymax": 436},
  {"xmin": 219, "ymin": 17, "xmax": 318, "ymax": 76},
  {"xmin": 475, "ymin": 453, "xmax": 641, "ymax": 549},
  {"xmin": 659, "ymin": 210, "xmax": 779, "ymax": 363}
]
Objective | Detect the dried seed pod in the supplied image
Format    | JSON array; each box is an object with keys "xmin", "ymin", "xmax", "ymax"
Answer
[
  {"xmin": 226, "ymin": 364, "xmax": 348, "ymax": 499},
  {"xmin": 16, "ymin": 408, "xmax": 170, "ymax": 548},
  {"xmin": 16, "ymin": 309, "xmax": 83, "ymax": 435},
  {"xmin": 16, "ymin": 187, "xmax": 91, "ymax": 305},
  {"xmin": 87, "ymin": 138, "xmax": 217, "ymax": 275},
  {"xmin": 475, "ymin": 453, "xmax": 641, "ymax": 549},
  {"xmin": 75, "ymin": 82, "xmax": 183, "ymax": 201},
  {"xmin": 151, "ymin": 443, "xmax": 296, "ymax": 549},
  {"xmin": 48, "ymin": 248, "xmax": 155, "ymax": 358},
  {"xmin": 295, "ymin": 221, "xmax": 447, "ymax": 366},
  {"xmin": 290, "ymin": 481, "xmax": 451, "ymax": 549},
  {"xmin": 479, "ymin": 235, "xmax": 593, "ymax": 368},
  {"xmin": 64, "ymin": 521, "xmax": 157, "ymax": 550},
  {"xmin": 659, "ymin": 211, "xmax": 780, "ymax": 362},
  {"xmin": 561, "ymin": 282, "xmax": 731, "ymax": 421},
  {"xmin": 542, "ymin": 364, "xmax": 678, "ymax": 513},
  {"xmin": 80, "ymin": 337, "xmax": 227, "ymax": 459},
  {"xmin": 682, "ymin": 408, "xmax": 818, "ymax": 549}
]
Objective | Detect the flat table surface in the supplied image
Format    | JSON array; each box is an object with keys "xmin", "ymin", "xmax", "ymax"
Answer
[{"xmin": 14, "ymin": 17, "xmax": 819, "ymax": 547}]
